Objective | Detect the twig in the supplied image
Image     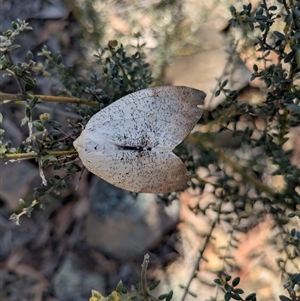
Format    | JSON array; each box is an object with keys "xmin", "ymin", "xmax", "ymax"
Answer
[
  {"xmin": 141, "ymin": 254, "xmax": 151, "ymax": 301},
  {"xmin": 0, "ymin": 92, "xmax": 99, "ymax": 108},
  {"xmin": 9, "ymin": 172, "xmax": 72, "ymax": 225},
  {"xmin": 0, "ymin": 150, "xmax": 78, "ymax": 160},
  {"xmin": 283, "ymin": 279, "xmax": 298, "ymax": 301},
  {"xmin": 180, "ymin": 218, "xmax": 218, "ymax": 301},
  {"xmin": 214, "ymin": 229, "xmax": 236, "ymax": 301},
  {"xmin": 108, "ymin": 41, "xmax": 137, "ymax": 89},
  {"xmin": 9, "ymin": 199, "xmax": 39, "ymax": 225},
  {"xmin": 5, "ymin": 52, "xmax": 26, "ymax": 94},
  {"xmin": 38, "ymin": 156, "xmax": 47, "ymax": 185}
]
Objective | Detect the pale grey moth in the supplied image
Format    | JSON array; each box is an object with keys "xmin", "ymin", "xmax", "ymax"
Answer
[{"xmin": 73, "ymin": 86, "xmax": 206, "ymax": 193}]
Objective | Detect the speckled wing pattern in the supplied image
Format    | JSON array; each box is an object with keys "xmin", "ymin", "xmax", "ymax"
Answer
[{"xmin": 73, "ymin": 86, "xmax": 206, "ymax": 193}]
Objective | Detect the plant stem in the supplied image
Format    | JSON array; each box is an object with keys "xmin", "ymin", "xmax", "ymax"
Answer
[
  {"xmin": 108, "ymin": 43, "xmax": 137, "ymax": 89},
  {"xmin": 10, "ymin": 172, "xmax": 72, "ymax": 225},
  {"xmin": 0, "ymin": 150, "xmax": 77, "ymax": 160},
  {"xmin": 180, "ymin": 217, "xmax": 218, "ymax": 301},
  {"xmin": 0, "ymin": 92, "xmax": 99, "ymax": 108},
  {"xmin": 141, "ymin": 254, "xmax": 151, "ymax": 301},
  {"xmin": 5, "ymin": 52, "xmax": 26, "ymax": 94}
]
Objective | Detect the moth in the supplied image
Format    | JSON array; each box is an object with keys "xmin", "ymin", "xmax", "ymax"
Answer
[{"xmin": 73, "ymin": 86, "xmax": 206, "ymax": 193}]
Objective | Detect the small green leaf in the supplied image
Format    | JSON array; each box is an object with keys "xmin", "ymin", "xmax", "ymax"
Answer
[
  {"xmin": 293, "ymin": 7, "xmax": 300, "ymax": 17},
  {"xmin": 23, "ymin": 76, "xmax": 36, "ymax": 91},
  {"xmin": 225, "ymin": 291, "xmax": 231, "ymax": 301},
  {"xmin": 284, "ymin": 51, "xmax": 295, "ymax": 63},
  {"xmin": 32, "ymin": 120, "xmax": 44, "ymax": 131},
  {"xmin": 269, "ymin": 6, "xmax": 277, "ymax": 11},
  {"xmin": 9, "ymin": 147, "xmax": 17, "ymax": 153},
  {"xmin": 158, "ymin": 293, "xmax": 167, "ymax": 300},
  {"xmin": 274, "ymin": 31, "xmax": 286, "ymax": 40},
  {"xmin": 231, "ymin": 292, "xmax": 243, "ymax": 300},
  {"xmin": 214, "ymin": 278, "xmax": 222, "ymax": 285},
  {"xmin": 56, "ymin": 55, "xmax": 62, "ymax": 64},
  {"xmin": 116, "ymin": 280, "xmax": 123, "ymax": 293},
  {"xmin": 11, "ymin": 21, "xmax": 18, "ymax": 29},
  {"xmin": 291, "ymin": 273, "xmax": 300, "ymax": 284},
  {"xmin": 8, "ymin": 44, "xmax": 21, "ymax": 52},
  {"xmin": 48, "ymin": 120, "xmax": 62, "ymax": 128},
  {"xmin": 166, "ymin": 290, "xmax": 173, "ymax": 301},
  {"xmin": 149, "ymin": 280, "xmax": 161, "ymax": 290},
  {"xmin": 187, "ymin": 290, "xmax": 197, "ymax": 298},
  {"xmin": 233, "ymin": 288, "xmax": 244, "ymax": 294},
  {"xmin": 66, "ymin": 66, "xmax": 73, "ymax": 76},
  {"xmin": 279, "ymin": 295, "xmax": 292, "ymax": 301},
  {"xmin": 29, "ymin": 96, "xmax": 40, "ymax": 108},
  {"xmin": 54, "ymin": 162, "xmax": 62, "ymax": 170},
  {"xmin": 25, "ymin": 107, "xmax": 31, "ymax": 118},
  {"xmin": 225, "ymin": 275, "xmax": 232, "ymax": 282},
  {"xmin": 19, "ymin": 199, "xmax": 26, "ymax": 207},
  {"xmin": 272, "ymin": 169, "xmax": 282, "ymax": 176},
  {"xmin": 232, "ymin": 277, "xmax": 240, "ymax": 287},
  {"xmin": 256, "ymin": 7, "xmax": 263, "ymax": 15},
  {"xmin": 245, "ymin": 292, "xmax": 256, "ymax": 300},
  {"xmin": 221, "ymin": 79, "xmax": 228, "ymax": 88},
  {"xmin": 0, "ymin": 145, "xmax": 7, "ymax": 155},
  {"xmin": 42, "ymin": 155, "xmax": 57, "ymax": 166},
  {"xmin": 39, "ymin": 203, "xmax": 46, "ymax": 210},
  {"xmin": 225, "ymin": 283, "xmax": 232, "ymax": 292},
  {"xmin": 255, "ymin": 15, "xmax": 267, "ymax": 21},
  {"xmin": 230, "ymin": 6, "xmax": 236, "ymax": 13},
  {"xmin": 49, "ymin": 130, "xmax": 61, "ymax": 137},
  {"xmin": 26, "ymin": 51, "xmax": 34, "ymax": 60},
  {"xmin": 21, "ymin": 116, "xmax": 29, "ymax": 126}
]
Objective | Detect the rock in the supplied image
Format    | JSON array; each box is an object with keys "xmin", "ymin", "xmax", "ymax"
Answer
[
  {"xmin": 52, "ymin": 253, "xmax": 105, "ymax": 301},
  {"xmin": 0, "ymin": 161, "xmax": 40, "ymax": 210},
  {"xmin": 85, "ymin": 177, "xmax": 180, "ymax": 260}
]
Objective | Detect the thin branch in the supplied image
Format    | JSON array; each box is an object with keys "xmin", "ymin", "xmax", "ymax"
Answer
[
  {"xmin": 0, "ymin": 150, "xmax": 77, "ymax": 160},
  {"xmin": 5, "ymin": 52, "xmax": 26, "ymax": 94},
  {"xmin": 108, "ymin": 42, "xmax": 137, "ymax": 89},
  {"xmin": 9, "ymin": 199, "xmax": 39, "ymax": 225},
  {"xmin": 141, "ymin": 254, "xmax": 151, "ymax": 301},
  {"xmin": 37, "ymin": 156, "xmax": 48, "ymax": 185},
  {"xmin": 180, "ymin": 217, "xmax": 218, "ymax": 301},
  {"xmin": 0, "ymin": 92, "xmax": 99, "ymax": 108},
  {"xmin": 9, "ymin": 172, "xmax": 72, "ymax": 225}
]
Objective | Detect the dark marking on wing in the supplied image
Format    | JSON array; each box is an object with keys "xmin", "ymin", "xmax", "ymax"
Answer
[{"xmin": 118, "ymin": 145, "xmax": 152, "ymax": 152}]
